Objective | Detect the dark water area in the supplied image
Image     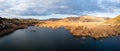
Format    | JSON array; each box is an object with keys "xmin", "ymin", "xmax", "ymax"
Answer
[{"xmin": 0, "ymin": 26, "xmax": 120, "ymax": 51}]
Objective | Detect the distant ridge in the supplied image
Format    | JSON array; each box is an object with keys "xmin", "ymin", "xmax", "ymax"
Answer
[
  {"xmin": 106, "ymin": 15, "xmax": 120, "ymax": 24},
  {"xmin": 79, "ymin": 16, "xmax": 106, "ymax": 22},
  {"xmin": 60, "ymin": 15, "xmax": 109, "ymax": 22}
]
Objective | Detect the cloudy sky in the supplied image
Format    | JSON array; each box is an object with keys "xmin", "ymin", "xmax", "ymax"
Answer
[{"xmin": 0, "ymin": 0, "xmax": 120, "ymax": 19}]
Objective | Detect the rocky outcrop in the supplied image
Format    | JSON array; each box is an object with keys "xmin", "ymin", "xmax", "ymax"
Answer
[
  {"xmin": 0, "ymin": 17, "xmax": 37, "ymax": 37},
  {"xmin": 0, "ymin": 17, "xmax": 12, "ymax": 30},
  {"xmin": 0, "ymin": 25, "xmax": 28, "ymax": 37}
]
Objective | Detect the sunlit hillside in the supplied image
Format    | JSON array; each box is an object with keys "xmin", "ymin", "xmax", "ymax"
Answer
[
  {"xmin": 36, "ymin": 15, "xmax": 120, "ymax": 39},
  {"xmin": 106, "ymin": 15, "xmax": 120, "ymax": 24}
]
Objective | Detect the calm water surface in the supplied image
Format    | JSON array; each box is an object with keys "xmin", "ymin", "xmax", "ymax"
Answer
[{"xmin": 0, "ymin": 26, "xmax": 120, "ymax": 51}]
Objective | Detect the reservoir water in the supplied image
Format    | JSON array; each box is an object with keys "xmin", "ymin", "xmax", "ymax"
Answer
[{"xmin": 0, "ymin": 26, "xmax": 120, "ymax": 51}]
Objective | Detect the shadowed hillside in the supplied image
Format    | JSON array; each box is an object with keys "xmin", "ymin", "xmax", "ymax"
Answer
[{"xmin": 0, "ymin": 17, "xmax": 39, "ymax": 37}]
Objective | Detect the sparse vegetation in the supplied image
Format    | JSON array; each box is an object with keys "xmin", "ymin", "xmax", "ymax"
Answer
[
  {"xmin": 1, "ymin": 15, "xmax": 120, "ymax": 39},
  {"xmin": 106, "ymin": 15, "xmax": 120, "ymax": 24},
  {"xmin": 36, "ymin": 15, "xmax": 120, "ymax": 39},
  {"xmin": 0, "ymin": 17, "xmax": 39, "ymax": 37}
]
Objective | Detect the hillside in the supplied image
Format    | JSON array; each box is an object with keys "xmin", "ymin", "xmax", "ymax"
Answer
[
  {"xmin": 62, "ymin": 17, "xmax": 80, "ymax": 22},
  {"xmin": 79, "ymin": 16, "xmax": 107, "ymax": 22},
  {"xmin": 36, "ymin": 15, "xmax": 120, "ymax": 39},
  {"xmin": 106, "ymin": 15, "xmax": 120, "ymax": 24},
  {"xmin": 0, "ymin": 17, "xmax": 40, "ymax": 37},
  {"xmin": 59, "ymin": 16, "xmax": 108, "ymax": 22}
]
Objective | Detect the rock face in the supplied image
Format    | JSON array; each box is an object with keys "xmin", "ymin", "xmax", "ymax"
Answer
[
  {"xmin": 0, "ymin": 17, "xmax": 12, "ymax": 30},
  {"xmin": 0, "ymin": 17, "xmax": 39, "ymax": 37}
]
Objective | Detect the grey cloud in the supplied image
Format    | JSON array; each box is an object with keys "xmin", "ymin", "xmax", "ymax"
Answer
[{"xmin": 0, "ymin": 0, "xmax": 120, "ymax": 17}]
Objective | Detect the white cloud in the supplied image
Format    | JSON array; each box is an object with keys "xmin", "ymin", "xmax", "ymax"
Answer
[
  {"xmin": 86, "ymin": 11, "xmax": 120, "ymax": 17},
  {"xmin": 0, "ymin": 0, "xmax": 120, "ymax": 18},
  {"xmin": 100, "ymin": 0, "xmax": 120, "ymax": 3},
  {"xmin": 0, "ymin": 0, "xmax": 66, "ymax": 16}
]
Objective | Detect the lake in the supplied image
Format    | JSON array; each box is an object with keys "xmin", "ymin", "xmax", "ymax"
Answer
[{"xmin": 0, "ymin": 26, "xmax": 120, "ymax": 51}]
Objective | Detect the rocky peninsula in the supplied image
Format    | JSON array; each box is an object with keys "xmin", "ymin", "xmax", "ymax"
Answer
[{"xmin": 0, "ymin": 17, "xmax": 39, "ymax": 37}]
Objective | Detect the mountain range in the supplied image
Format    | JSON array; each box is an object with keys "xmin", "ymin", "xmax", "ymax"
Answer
[{"xmin": 45, "ymin": 15, "xmax": 111, "ymax": 23}]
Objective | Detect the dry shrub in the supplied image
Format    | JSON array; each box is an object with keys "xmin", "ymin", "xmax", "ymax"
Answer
[{"xmin": 38, "ymin": 21, "xmax": 120, "ymax": 39}]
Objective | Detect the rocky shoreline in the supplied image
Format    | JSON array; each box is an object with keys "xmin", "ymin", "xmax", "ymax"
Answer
[
  {"xmin": 0, "ymin": 24, "xmax": 29, "ymax": 37},
  {"xmin": 0, "ymin": 17, "xmax": 38, "ymax": 37}
]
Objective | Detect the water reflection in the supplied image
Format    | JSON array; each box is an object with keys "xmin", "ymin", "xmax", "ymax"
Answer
[{"xmin": 0, "ymin": 26, "xmax": 120, "ymax": 51}]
